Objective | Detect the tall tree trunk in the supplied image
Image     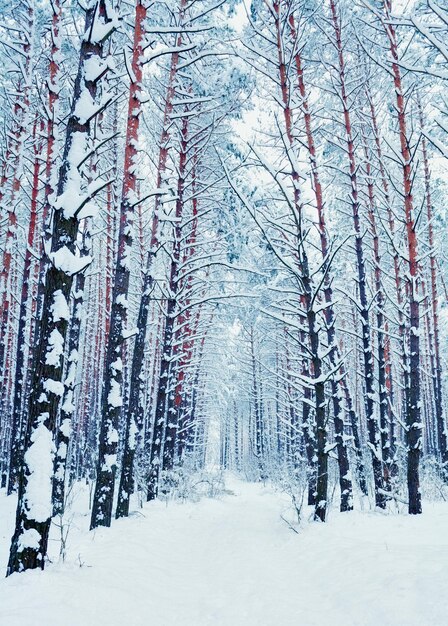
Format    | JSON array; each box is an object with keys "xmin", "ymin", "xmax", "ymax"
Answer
[
  {"xmin": 34, "ymin": 0, "xmax": 62, "ymax": 343},
  {"xmin": 362, "ymin": 134, "xmax": 391, "ymax": 492},
  {"xmin": 330, "ymin": 0, "xmax": 385, "ymax": 508},
  {"xmin": 382, "ymin": 0, "xmax": 422, "ymax": 514},
  {"xmin": 290, "ymin": 10, "xmax": 354, "ymax": 509},
  {"xmin": 0, "ymin": 1, "xmax": 34, "ymax": 383},
  {"xmin": 7, "ymin": 0, "xmax": 118, "ymax": 576},
  {"xmin": 8, "ymin": 116, "xmax": 43, "ymax": 494},
  {"xmin": 121, "ymin": 1, "xmax": 187, "ymax": 506},
  {"xmin": 91, "ymin": 0, "xmax": 148, "ymax": 529},
  {"xmin": 52, "ymin": 224, "xmax": 90, "ymax": 516},
  {"xmin": 273, "ymin": 0, "xmax": 333, "ymax": 519},
  {"xmin": 418, "ymin": 97, "xmax": 448, "ymax": 473}
]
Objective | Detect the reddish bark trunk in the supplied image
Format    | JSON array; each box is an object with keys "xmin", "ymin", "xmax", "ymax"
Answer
[
  {"xmin": 382, "ymin": 0, "xmax": 422, "ymax": 514},
  {"xmin": 330, "ymin": 0, "xmax": 385, "ymax": 507}
]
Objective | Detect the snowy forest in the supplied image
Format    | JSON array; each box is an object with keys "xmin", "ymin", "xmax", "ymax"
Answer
[{"xmin": 0, "ymin": 0, "xmax": 448, "ymax": 623}]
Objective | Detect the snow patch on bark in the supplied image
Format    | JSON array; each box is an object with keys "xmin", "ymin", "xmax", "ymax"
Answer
[
  {"xmin": 45, "ymin": 329, "xmax": 64, "ymax": 366},
  {"xmin": 50, "ymin": 246, "xmax": 92, "ymax": 276},
  {"xmin": 51, "ymin": 290, "xmax": 70, "ymax": 322},
  {"xmin": 108, "ymin": 379, "xmax": 122, "ymax": 407},
  {"xmin": 17, "ymin": 528, "xmax": 41, "ymax": 551},
  {"xmin": 24, "ymin": 421, "xmax": 55, "ymax": 523},
  {"xmin": 43, "ymin": 379, "xmax": 64, "ymax": 396}
]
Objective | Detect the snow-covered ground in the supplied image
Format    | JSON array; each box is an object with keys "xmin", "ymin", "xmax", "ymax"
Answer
[{"xmin": 1, "ymin": 476, "xmax": 447, "ymax": 626}]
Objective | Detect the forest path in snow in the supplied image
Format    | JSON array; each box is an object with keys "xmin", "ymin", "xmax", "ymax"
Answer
[{"xmin": 1, "ymin": 477, "xmax": 448, "ymax": 626}]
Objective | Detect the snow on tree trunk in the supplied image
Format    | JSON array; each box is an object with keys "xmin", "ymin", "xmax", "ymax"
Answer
[
  {"xmin": 52, "ymin": 223, "xmax": 90, "ymax": 516},
  {"xmin": 329, "ymin": 0, "xmax": 385, "ymax": 509},
  {"xmin": 8, "ymin": 116, "xmax": 43, "ymax": 495},
  {"xmin": 121, "ymin": 1, "xmax": 187, "ymax": 507},
  {"xmin": 273, "ymin": 0, "xmax": 334, "ymax": 519},
  {"xmin": 0, "ymin": 1, "xmax": 34, "ymax": 394},
  {"xmin": 381, "ymin": 0, "xmax": 422, "ymax": 514},
  {"xmin": 91, "ymin": 0, "xmax": 148, "ymax": 529},
  {"xmin": 418, "ymin": 97, "xmax": 448, "ymax": 475},
  {"xmin": 7, "ymin": 0, "xmax": 119, "ymax": 576},
  {"xmin": 290, "ymin": 10, "xmax": 354, "ymax": 509}
]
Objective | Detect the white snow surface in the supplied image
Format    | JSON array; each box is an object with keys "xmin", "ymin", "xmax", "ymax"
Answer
[{"xmin": 1, "ymin": 475, "xmax": 448, "ymax": 626}]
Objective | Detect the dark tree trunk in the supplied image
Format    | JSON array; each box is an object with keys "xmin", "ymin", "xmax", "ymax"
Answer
[
  {"xmin": 289, "ymin": 9, "xmax": 353, "ymax": 511},
  {"xmin": 115, "ymin": 278, "xmax": 151, "ymax": 517},
  {"xmin": 91, "ymin": 0, "xmax": 147, "ymax": 529},
  {"xmin": 330, "ymin": 0, "xmax": 385, "ymax": 508},
  {"xmin": 341, "ymin": 377, "xmax": 368, "ymax": 495},
  {"xmin": 7, "ymin": 1, "xmax": 117, "ymax": 575},
  {"xmin": 363, "ymin": 135, "xmax": 391, "ymax": 492},
  {"xmin": 117, "ymin": 6, "xmax": 186, "ymax": 509},
  {"xmin": 147, "ymin": 299, "xmax": 176, "ymax": 501},
  {"xmin": 382, "ymin": 0, "xmax": 422, "ymax": 514},
  {"xmin": 272, "ymin": 1, "xmax": 330, "ymax": 519},
  {"xmin": 418, "ymin": 99, "xmax": 448, "ymax": 474},
  {"xmin": 8, "ymin": 117, "xmax": 42, "ymax": 495},
  {"xmin": 52, "ymin": 233, "xmax": 89, "ymax": 516}
]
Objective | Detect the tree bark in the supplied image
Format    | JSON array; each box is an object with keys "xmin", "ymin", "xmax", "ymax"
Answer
[{"xmin": 7, "ymin": 0, "xmax": 118, "ymax": 575}]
